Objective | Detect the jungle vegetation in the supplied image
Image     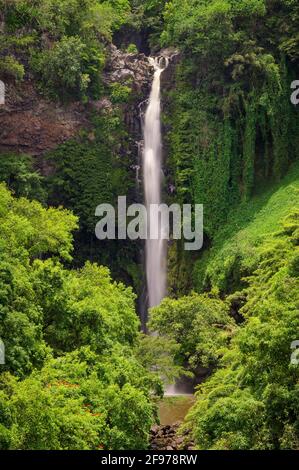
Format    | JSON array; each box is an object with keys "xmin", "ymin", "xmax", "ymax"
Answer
[{"xmin": 0, "ymin": 0, "xmax": 298, "ymax": 450}]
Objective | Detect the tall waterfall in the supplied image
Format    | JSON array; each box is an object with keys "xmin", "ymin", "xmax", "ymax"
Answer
[{"xmin": 143, "ymin": 57, "xmax": 168, "ymax": 308}]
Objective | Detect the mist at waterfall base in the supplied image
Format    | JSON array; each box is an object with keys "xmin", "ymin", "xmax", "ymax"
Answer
[{"xmin": 143, "ymin": 56, "xmax": 168, "ymax": 309}]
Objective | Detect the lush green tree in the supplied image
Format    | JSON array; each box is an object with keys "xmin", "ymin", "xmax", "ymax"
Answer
[
  {"xmin": 187, "ymin": 211, "xmax": 299, "ymax": 449},
  {"xmin": 0, "ymin": 154, "xmax": 46, "ymax": 202},
  {"xmin": 0, "ymin": 0, "xmax": 133, "ymax": 99},
  {"xmin": 128, "ymin": 0, "xmax": 168, "ymax": 49},
  {"xmin": 150, "ymin": 294, "xmax": 234, "ymax": 372},
  {"xmin": 0, "ymin": 186, "xmax": 182, "ymax": 449},
  {"xmin": 0, "ymin": 347, "xmax": 154, "ymax": 449},
  {"xmin": 0, "ymin": 183, "xmax": 77, "ymax": 376},
  {"xmin": 194, "ymin": 164, "xmax": 299, "ymax": 294},
  {"xmin": 32, "ymin": 260, "xmax": 139, "ymax": 354},
  {"xmin": 136, "ymin": 334, "xmax": 183, "ymax": 388},
  {"xmin": 31, "ymin": 35, "xmax": 104, "ymax": 100}
]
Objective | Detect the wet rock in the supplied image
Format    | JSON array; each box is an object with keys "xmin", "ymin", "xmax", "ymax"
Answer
[
  {"xmin": 149, "ymin": 422, "xmax": 194, "ymax": 451},
  {"xmin": 151, "ymin": 425, "xmax": 160, "ymax": 435}
]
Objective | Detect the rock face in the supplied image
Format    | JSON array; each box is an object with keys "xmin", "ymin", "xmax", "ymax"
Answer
[
  {"xmin": 0, "ymin": 82, "xmax": 88, "ymax": 156},
  {"xmin": 104, "ymin": 44, "xmax": 153, "ymax": 96},
  {"xmin": 150, "ymin": 422, "xmax": 195, "ymax": 451},
  {"xmin": 102, "ymin": 45, "xmax": 154, "ymax": 151},
  {"xmin": 0, "ymin": 46, "xmax": 154, "ymax": 159},
  {"xmin": 160, "ymin": 49, "xmax": 181, "ymax": 91},
  {"xmin": 0, "ymin": 47, "xmax": 178, "ymax": 162}
]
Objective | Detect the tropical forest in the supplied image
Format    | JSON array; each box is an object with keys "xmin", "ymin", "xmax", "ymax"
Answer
[{"xmin": 0, "ymin": 0, "xmax": 298, "ymax": 453}]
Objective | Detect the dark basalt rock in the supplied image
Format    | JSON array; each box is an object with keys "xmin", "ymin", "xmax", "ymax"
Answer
[
  {"xmin": 104, "ymin": 44, "xmax": 153, "ymax": 97},
  {"xmin": 150, "ymin": 422, "xmax": 195, "ymax": 451}
]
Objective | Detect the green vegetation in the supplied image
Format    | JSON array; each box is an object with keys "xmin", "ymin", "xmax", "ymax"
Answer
[
  {"xmin": 152, "ymin": 184, "xmax": 299, "ymax": 449},
  {"xmin": 162, "ymin": 0, "xmax": 299, "ymax": 232},
  {"xmin": 0, "ymin": 0, "xmax": 132, "ymax": 99},
  {"xmin": 1, "ymin": 0, "xmax": 144, "ymax": 292},
  {"xmin": 0, "ymin": 55, "xmax": 24, "ymax": 80},
  {"xmin": 126, "ymin": 43, "xmax": 138, "ymax": 54},
  {"xmin": 46, "ymin": 112, "xmax": 130, "ymax": 233},
  {"xmin": 0, "ymin": 0, "xmax": 299, "ymax": 452},
  {"xmin": 159, "ymin": 1, "xmax": 299, "ymax": 299},
  {"xmin": 45, "ymin": 110, "xmax": 139, "ymax": 285},
  {"xmin": 159, "ymin": 396, "xmax": 195, "ymax": 426},
  {"xmin": 31, "ymin": 35, "xmax": 103, "ymax": 100},
  {"xmin": 0, "ymin": 184, "xmax": 179, "ymax": 449},
  {"xmin": 0, "ymin": 153, "xmax": 46, "ymax": 202},
  {"xmin": 149, "ymin": 0, "xmax": 299, "ymax": 450},
  {"xmin": 150, "ymin": 294, "xmax": 234, "ymax": 372},
  {"xmin": 110, "ymin": 82, "xmax": 132, "ymax": 104},
  {"xmin": 187, "ymin": 210, "xmax": 299, "ymax": 449},
  {"xmin": 194, "ymin": 161, "xmax": 299, "ymax": 293}
]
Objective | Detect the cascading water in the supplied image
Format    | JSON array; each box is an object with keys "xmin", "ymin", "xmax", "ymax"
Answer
[
  {"xmin": 143, "ymin": 56, "xmax": 169, "ymax": 309},
  {"xmin": 142, "ymin": 54, "xmax": 194, "ymax": 396}
]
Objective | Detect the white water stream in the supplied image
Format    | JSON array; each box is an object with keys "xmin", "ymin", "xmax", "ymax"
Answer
[
  {"xmin": 143, "ymin": 57, "xmax": 168, "ymax": 308},
  {"xmin": 142, "ymin": 55, "xmax": 194, "ymax": 396}
]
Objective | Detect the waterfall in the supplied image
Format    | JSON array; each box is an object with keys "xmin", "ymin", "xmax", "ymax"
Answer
[
  {"xmin": 143, "ymin": 57, "xmax": 168, "ymax": 309},
  {"xmin": 142, "ymin": 55, "xmax": 192, "ymax": 396}
]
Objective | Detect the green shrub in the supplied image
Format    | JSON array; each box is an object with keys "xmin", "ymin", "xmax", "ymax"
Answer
[
  {"xmin": 193, "ymin": 162, "xmax": 299, "ymax": 293},
  {"xmin": 0, "ymin": 153, "xmax": 46, "ymax": 202},
  {"xmin": 0, "ymin": 55, "xmax": 24, "ymax": 81},
  {"xmin": 30, "ymin": 36, "xmax": 100, "ymax": 99},
  {"xmin": 150, "ymin": 294, "xmax": 234, "ymax": 371},
  {"xmin": 126, "ymin": 43, "xmax": 138, "ymax": 54},
  {"xmin": 0, "ymin": 0, "xmax": 134, "ymax": 100},
  {"xmin": 0, "ymin": 348, "xmax": 155, "ymax": 450},
  {"xmin": 110, "ymin": 82, "xmax": 132, "ymax": 104}
]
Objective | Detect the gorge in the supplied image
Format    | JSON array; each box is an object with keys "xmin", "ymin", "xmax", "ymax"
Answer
[{"xmin": 0, "ymin": 0, "xmax": 298, "ymax": 452}]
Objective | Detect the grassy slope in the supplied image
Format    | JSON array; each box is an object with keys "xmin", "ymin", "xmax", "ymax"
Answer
[{"xmin": 194, "ymin": 161, "xmax": 299, "ymax": 294}]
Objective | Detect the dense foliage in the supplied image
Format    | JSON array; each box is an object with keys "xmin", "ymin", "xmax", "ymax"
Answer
[
  {"xmin": 0, "ymin": 184, "xmax": 178, "ymax": 449},
  {"xmin": 0, "ymin": 0, "xmax": 144, "ymax": 285},
  {"xmin": 194, "ymin": 161, "xmax": 299, "ymax": 294},
  {"xmin": 153, "ymin": 0, "xmax": 299, "ymax": 449},
  {"xmin": 162, "ymin": 0, "xmax": 299, "ymax": 223},
  {"xmin": 187, "ymin": 210, "xmax": 299, "ymax": 449},
  {"xmin": 0, "ymin": 0, "xmax": 299, "ymax": 452},
  {"xmin": 150, "ymin": 294, "xmax": 234, "ymax": 373},
  {"xmin": 0, "ymin": 0, "xmax": 132, "ymax": 99}
]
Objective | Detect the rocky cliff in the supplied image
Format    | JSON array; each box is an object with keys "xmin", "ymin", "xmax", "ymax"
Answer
[{"xmin": 0, "ymin": 46, "xmax": 153, "ymax": 170}]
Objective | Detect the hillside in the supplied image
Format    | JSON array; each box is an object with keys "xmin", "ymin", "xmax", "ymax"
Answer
[{"xmin": 0, "ymin": 0, "xmax": 298, "ymax": 452}]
